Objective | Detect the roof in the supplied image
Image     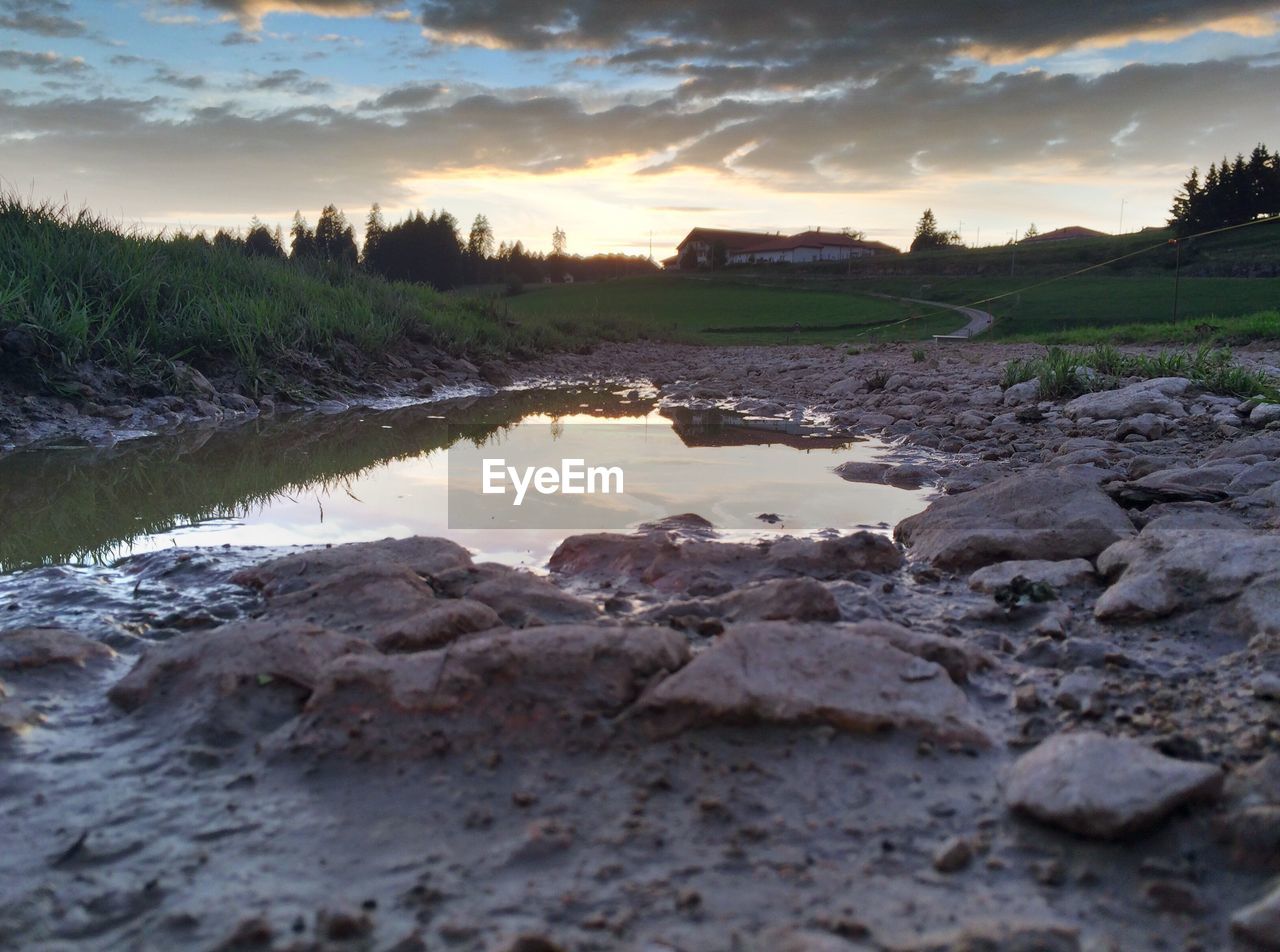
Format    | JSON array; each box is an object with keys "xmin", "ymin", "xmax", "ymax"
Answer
[
  {"xmin": 1021, "ymin": 225, "xmax": 1109, "ymax": 243},
  {"xmin": 676, "ymin": 228, "xmax": 776, "ymax": 251},
  {"xmin": 736, "ymin": 231, "xmax": 900, "ymax": 255}
]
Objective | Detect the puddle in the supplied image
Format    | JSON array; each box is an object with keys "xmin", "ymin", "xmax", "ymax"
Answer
[{"xmin": 0, "ymin": 386, "xmax": 933, "ymax": 575}]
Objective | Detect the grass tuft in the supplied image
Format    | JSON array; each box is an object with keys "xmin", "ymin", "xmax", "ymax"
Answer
[{"xmin": 1002, "ymin": 344, "xmax": 1279, "ymax": 403}]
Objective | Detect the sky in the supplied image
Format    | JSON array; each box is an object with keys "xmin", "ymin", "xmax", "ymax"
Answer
[{"xmin": 1, "ymin": 1, "xmax": 1278, "ymax": 257}]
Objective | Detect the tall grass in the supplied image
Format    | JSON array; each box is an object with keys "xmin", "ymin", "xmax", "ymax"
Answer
[
  {"xmin": 1003, "ymin": 344, "xmax": 1280, "ymax": 402},
  {"xmin": 0, "ymin": 196, "xmax": 590, "ymax": 390}
]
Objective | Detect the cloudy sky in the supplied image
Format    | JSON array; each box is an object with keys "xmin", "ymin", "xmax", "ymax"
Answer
[{"xmin": 1, "ymin": 1, "xmax": 1278, "ymax": 256}]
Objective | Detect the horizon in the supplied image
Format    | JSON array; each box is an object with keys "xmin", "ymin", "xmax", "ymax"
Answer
[{"xmin": 1, "ymin": 2, "xmax": 1278, "ymax": 258}]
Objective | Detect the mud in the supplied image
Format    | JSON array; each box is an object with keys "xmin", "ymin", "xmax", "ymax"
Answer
[{"xmin": 2, "ymin": 340, "xmax": 1280, "ymax": 951}]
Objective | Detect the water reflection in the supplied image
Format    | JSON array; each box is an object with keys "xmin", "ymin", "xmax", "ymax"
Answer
[{"xmin": 0, "ymin": 388, "xmax": 929, "ymax": 572}]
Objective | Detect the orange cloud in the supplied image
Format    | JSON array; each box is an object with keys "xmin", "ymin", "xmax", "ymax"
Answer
[{"xmin": 965, "ymin": 12, "xmax": 1280, "ymax": 64}]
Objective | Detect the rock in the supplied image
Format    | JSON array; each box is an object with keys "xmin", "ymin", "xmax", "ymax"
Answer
[
  {"xmin": 1251, "ymin": 403, "xmax": 1280, "ymax": 427},
  {"xmin": 170, "ymin": 360, "xmax": 217, "ymax": 399},
  {"xmin": 0, "ymin": 627, "xmax": 116, "ymax": 670},
  {"xmin": 549, "ymin": 529, "xmax": 900, "ymax": 593},
  {"xmin": 1002, "ymin": 379, "xmax": 1040, "ymax": 406},
  {"xmin": 1112, "ymin": 413, "xmax": 1167, "ymax": 441},
  {"xmin": 1232, "ymin": 882, "xmax": 1280, "ymax": 950},
  {"xmin": 967, "ymin": 559, "xmax": 1095, "ymax": 594},
  {"xmin": 289, "ymin": 624, "xmax": 690, "ymax": 755},
  {"xmin": 834, "ymin": 461, "xmax": 890, "ymax": 484},
  {"xmin": 109, "ymin": 620, "xmax": 374, "ymax": 742},
  {"xmin": 264, "ymin": 564, "xmax": 502, "ymax": 650},
  {"xmin": 1094, "ymin": 527, "xmax": 1280, "ymax": 623},
  {"xmin": 1253, "ymin": 673, "xmax": 1280, "ymax": 700},
  {"xmin": 895, "ymin": 472, "xmax": 1133, "ymax": 571},
  {"xmin": 433, "ymin": 564, "xmax": 597, "ymax": 627},
  {"xmin": 885, "ymin": 919, "xmax": 1079, "ymax": 952},
  {"xmin": 931, "ymin": 836, "xmax": 972, "ymax": 872},
  {"xmin": 1004, "ymin": 731, "xmax": 1222, "ymax": 838},
  {"xmin": 1054, "ymin": 672, "xmax": 1106, "ymax": 718},
  {"xmin": 230, "ymin": 536, "xmax": 474, "ymax": 596},
  {"xmin": 219, "ymin": 392, "xmax": 258, "ymax": 414},
  {"xmin": 1063, "ymin": 378, "xmax": 1189, "ymax": 421},
  {"xmin": 1207, "ymin": 433, "xmax": 1280, "ymax": 461},
  {"xmin": 714, "ymin": 578, "xmax": 840, "ymax": 623},
  {"xmin": 1110, "ymin": 463, "xmax": 1244, "ymax": 505},
  {"xmin": 639, "ymin": 622, "xmax": 991, "ymax": 746},
  {"xmin": 854, "ymin": 620, "xmax": 991, "ymax": 684}
]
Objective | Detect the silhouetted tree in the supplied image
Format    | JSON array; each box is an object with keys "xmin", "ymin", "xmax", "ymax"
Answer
[
  {"xmin": 910, "ymin": 208, "xmax": 961, "ymax": 252},
  {"xmin": 1170, "ymin": 143, "xmax": 1279, "ymax": 234},
  {"xmin": 244, "ymin": 217, "xmax": 285, "ymax": 258},
  {"xmin": 314, "ymin": 205, "xmax": 357, "ymax": 266},
  {"xmin": 552, "ymin": 225, "xmax": 567, "ymax": 255},
  {"xmin": 362, "ymin": 203, "xmax": 386, "ymax": 272},
  {"xmin": 290, "ymin": 212, "xmax": 316, "ymax": 261}
]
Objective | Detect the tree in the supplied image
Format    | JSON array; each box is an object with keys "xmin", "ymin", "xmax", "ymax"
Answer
[
  {"xmin": 467, "ymin": 214, "xmax": 494, "ymax": 259},
  {"xmin": 840, "ymin": 227, "xmax": 866, "ymax": 240},
  {"xmin": 1024, "ymin": 223, "xmax": 1039, "ymax": 239},
  {"xmin": 1169, "ymin": 143, "xmax": 1279, "ymax": 233},
  {"xmin": 551, "ymin": 225, "xmax": 567, "ymax": 256},
  {"xmin": 314, "ymin": 204, "xmax": 358, "ymax": 266},
  {"xmin": 290, "ymin": 211, "xmax": 316, "ymax": 260},
  {"xmin": 910, "ymin": 208, "xmax": 961, "ymax": 252},
  {"xmin": 244, "ymin": 217, "xmax": 284, "ymax": 258},
  {"xmin": 362, "ymin": 204, "xmax": 386, "ymax": 272}
]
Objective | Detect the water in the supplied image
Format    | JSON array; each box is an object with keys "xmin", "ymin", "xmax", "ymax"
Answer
[{"xmin": 0, "ymin": 387, "xmax": 934, "ymax": 573}]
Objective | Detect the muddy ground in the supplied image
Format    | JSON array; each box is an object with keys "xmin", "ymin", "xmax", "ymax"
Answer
[{"xmin": 2, "ymin": 340, "xmax": 1280, "ymax": 952}]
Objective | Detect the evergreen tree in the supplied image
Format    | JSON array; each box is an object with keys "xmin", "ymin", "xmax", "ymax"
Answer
[
  {"xmin": 362, "ymin": 204, "xmax": 386, "ymax": 273},
  {"xmin": 910, "ymin": 208, "xmax": 961, "ymax": 252},
  {"xmin": 314, "ymin": 204, "xmax": 357, "ymax": 266},
  {"xmin": 290, "ymin": 212, "xmax": 316, "ymax": 261}
]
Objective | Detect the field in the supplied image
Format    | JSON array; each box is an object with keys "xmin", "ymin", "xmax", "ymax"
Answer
[
  {"xmin": 502, "ymin": 275, "xmax": 966, "ymax": 344},
  {"xmin": 842, "ymin": 275, "xmax": 1280, "ymax": 340},
  {"xmin": 0, "ymin": 198, "xmax": 602, "ymax": 392}
]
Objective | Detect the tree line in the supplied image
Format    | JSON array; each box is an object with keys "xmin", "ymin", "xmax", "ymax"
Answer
[
  {"xmin": 1170, "ymin": 143, "xmax": 1280, "ymax": 235},
  {"xmin": 207, "ymin": 204, "xmax": 657, "ymax": 291}
]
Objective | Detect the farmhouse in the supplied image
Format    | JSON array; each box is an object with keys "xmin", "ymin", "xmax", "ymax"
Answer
[
  {"xmin": 1020, "ymin": 225, "xmax": 1109, "ymax": 244},
  {"xmin": 672, "ymin": 227, "xmax": 898, "ymax": 268},
  {"xmin": 729, "ymin": 230, "xmax": 899, "ymax": 264}
]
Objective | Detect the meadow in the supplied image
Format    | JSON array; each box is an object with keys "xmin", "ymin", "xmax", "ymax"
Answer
[
  {"xmin": 502, "ymin": 274, "xmax": 963, "ymax": 344},
  {"xmin": 0, "ymin": 198, "xmax": 605, "ymax": 392}
]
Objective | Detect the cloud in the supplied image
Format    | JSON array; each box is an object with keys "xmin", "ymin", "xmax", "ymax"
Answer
[
  {"xmin": 0, "ymin": 48, "xmax": 89, "ymax": 75},
  {"xmin": 152, "ymin": 65, "xmax": 207, "ymax": 89},
  {"xmin": 246, "ymin": 67, "xmax": 330, "ymax": 93},
  {"xmin": 167, "ymin": 1, "xmax": 405, "ymax": 29},
  {"xmin": 2, "ymin": 55, "xmax": 1277, "ymax": 223},
  {"xmin": 0, "ymin": 1, "xmax": 86, "ymax": 38}
]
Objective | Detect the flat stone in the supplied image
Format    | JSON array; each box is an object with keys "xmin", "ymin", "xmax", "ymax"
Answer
[
  {"xmin": 895, "ymin": 472, "xmax": 1133, "ymax": 571},
  {"xmin": 0, "ymin": 627, "xmax": 116, "ymax": 670},
  {"xmin": 1004, "ymin": 731, "xmax": 1222, "ymax": 838},
  {"xmin": 714, "ymin": 578, "xmax": 840, "ymax": 623},
  {"xmin": 1251, "ymin": 403, "xmax": 1280, "ymax": 427},
  {"xmin": 230, "ymin": 536, "xmax": 474, "ymax": 597},
  {"xmin": 1063, "ymin": 378, "xmax": 1189, "ymax": 421},
  {"xmin": 639, "ymin": 622, "xmax": 991, "ymax": 746},
  {"xmin": 289, "ymin": 624, "xmax": 690, "ymax": 755},
  {"xmin": 1095, "ymin": 527, "xmax": 1280, "ymax": 622},
  {"xmin": 264, "ymin": 564, "xmax": 503, "ymax": 650},
  {"xmin": 433, "ymin": 564, "xmax": 598, "ymax": 627},
  {"xmin": 968, "ymin": 559, "xmax": 1096, "ymax": 594},
  {"xmin": 549, "ymin": 528, "xmax": 900, "ymax": 593}
]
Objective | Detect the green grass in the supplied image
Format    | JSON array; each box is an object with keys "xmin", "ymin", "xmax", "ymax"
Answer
[
  {"xmin": 840, "ymin": 275, "xmax": 1280, "ymax": 340},
  {"xmin": 503, "ymin": 273, "xmax": 965, "ymax": 343},
  {"xmin": 1009, "ymin": 310, "xmax": 1279, "ymax": 346},
  {"xmin": 0, "ymin": 197, "xmax": 608, "ymax": 393},
  {"xmin": 1003, "ymin": 344, "xmax": 1279, "ymax": 402}
]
